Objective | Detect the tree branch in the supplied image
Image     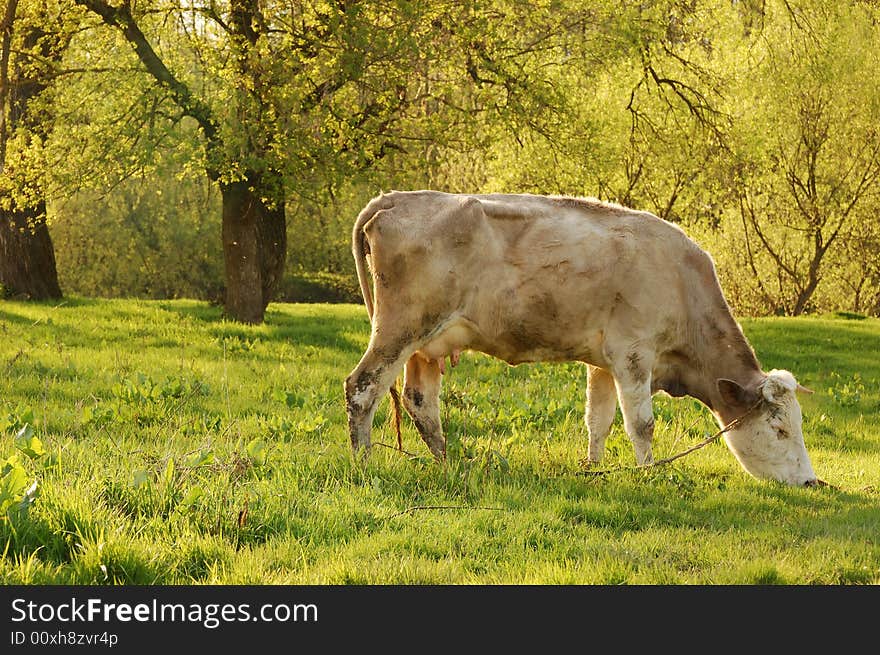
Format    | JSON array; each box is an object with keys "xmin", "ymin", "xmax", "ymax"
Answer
[
  {"xmin": 73, "ymin": 0, "xmax": 221, "ymax": 177},
  {"xmin": 744, "ymin": 189, "xmax": 798, "ymax": 282},
  {"xmin": 737, "ymin": 195, "xmax": 775, "ymax": 309}
]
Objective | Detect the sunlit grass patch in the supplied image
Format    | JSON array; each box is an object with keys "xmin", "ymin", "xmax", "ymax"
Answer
[{"xmin": 1, "ymin": 299, "xmax": 878, "ymax": 584}]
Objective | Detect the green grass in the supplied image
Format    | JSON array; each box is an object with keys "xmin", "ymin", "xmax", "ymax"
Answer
[{"xmin": 1, "ymin": 297, "xmax": 878, "ymax": 584}]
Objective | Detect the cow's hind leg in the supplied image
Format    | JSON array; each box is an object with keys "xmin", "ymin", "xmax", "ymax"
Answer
[
  {"xmin": 612, "ymin": 350, "xmax": 656, "ymax": 466},
  {"xmin": 345, "ymin": 339, "xmax": 415, "ymax": 459},
  {"xmin": 402, "ymin": 352, "xmax": 445, "ymax": 460},
  {"xmin": 585, "ymin": 365, "xmax": 618, "ymax": 464}
]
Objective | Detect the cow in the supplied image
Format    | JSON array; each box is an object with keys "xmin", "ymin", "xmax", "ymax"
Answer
[{"xmin": 344, "ymin": 190, "xmax": 820, "ymax": 486}]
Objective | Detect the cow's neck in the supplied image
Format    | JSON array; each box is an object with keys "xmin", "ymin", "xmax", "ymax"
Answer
[{"xmin": 687, "ymin": 310, "xmax": 765, "ymax": 425}]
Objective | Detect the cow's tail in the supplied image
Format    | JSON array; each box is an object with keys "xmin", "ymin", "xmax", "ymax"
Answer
[
  {"xmin": 352, "ymin": 193, "xmax": 404, "ymax": 450},
  {"xmin": 352, "ymin": 199, "xmax": 378, "ymax": 320}
]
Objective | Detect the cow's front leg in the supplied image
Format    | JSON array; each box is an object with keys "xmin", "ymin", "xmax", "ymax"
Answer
[
  {"xmin": 402, "ymin": 352, "xmax": 446, "ymax": 460},
  {"xmin": 345, "ymin": 343, "xmax": 413, "ymax": 458},
  {"xmin": 585, "ymin": 365, "xmax": 617, "ymax": 464},
  {"xmin": 615, "ymin": 382, "xmax": 655, "ymax": 465},
  {"xmin": 612, "ymin": 351, "xmax": 656, "ymax": 466}
]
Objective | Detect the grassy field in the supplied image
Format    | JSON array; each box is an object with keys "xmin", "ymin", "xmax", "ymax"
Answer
[{"xmin": 0, "ymin": 298, "xmax": 878, "ymax": 584}]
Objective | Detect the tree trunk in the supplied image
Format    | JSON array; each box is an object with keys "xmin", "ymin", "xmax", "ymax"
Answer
[
  {"xmin": 792, "ymin": 282, "xmax": 817, "ymax": 316},
  {"xmin": 0, "ymin": 201, "xmax": 62, "ymax": 299},
  {"xmin": 0, "ymin": 17, "xmax": 63, "ymax": 302},
  {"xmin": 77, "ymin": 0, "xmax": 294, "ymax": 325},
  {"xmin": 221, "ymin": 173, "xmax": 286, "ymax": 324},
  {"xmin": 791, "ymin": 245, "xmax": 825, "ymax": 316},
  {"xmin": 257, "ymin": 184, "xmax": 287, "ymax": 309}
]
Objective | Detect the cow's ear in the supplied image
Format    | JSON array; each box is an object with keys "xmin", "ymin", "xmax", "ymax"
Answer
[{"xmin": 717, "ymin": 378, "xmax": 759, "ymax": 410}]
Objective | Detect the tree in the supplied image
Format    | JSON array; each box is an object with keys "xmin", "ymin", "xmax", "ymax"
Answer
[
  {"xmin": 727, "ymin": 1, "xmax": 880, "ymax": 315},
  {"xmin": 0, "ymin": 0, "xmax": 63, "ymax": 300},
  {"xmin": 65, "ymin": 0, "xmax": 586, "ymax": 322},
  {"xmin": 476, "ymin": 0, "xmax": 732, "ymax": 224},
  {"xmin": 830, "ymin": 202, "xmax": 880, "ymax": 315},
  {"xmin": 70, "ymin": 0, "xmax": 283, "ymax": 322},
  {"xmin": 594, "ymin": 0, "xmax": 732, "ymax": 222}
]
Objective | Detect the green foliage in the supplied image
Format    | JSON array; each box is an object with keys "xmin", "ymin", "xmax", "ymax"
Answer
[
  {"xmin": 1, "ymin": 418, "xmax": 59, "ymax": 522},
  {"xmin": 0, "ymin": 298, "xmax": 879, "ymax": 583},
  {"xmin": 0, "ymin": 456, "xmax": 32, "ymax": 518},
  {"xmin": 79, "ymin": 371, "xmax": 209, "ymax": 433},
  {"xmin": 711, "ymin": 1, "xmax": 880, "ymax": 316},
  {"xmin": 50, "ymin": 168, "xmax": 224, "ymax": 301},
  {"xmin": 827, "ymin": 372, "xmax": 866, "ymax": 409},
  {"xmin": 6, "ymin": 0, "xmax": 875, "ymax": 317},
  {"xmin": 0, "ymin": 405, "xmax": 35, "ymax": 435},
  {"xmin": 13, "ymin": 425, "xmax": 46, "ymax": 460}
]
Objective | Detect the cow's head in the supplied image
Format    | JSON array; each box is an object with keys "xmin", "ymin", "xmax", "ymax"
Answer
[{"xmin": 716, "ymin": 369, "xmax": 819, "ymax": 486}]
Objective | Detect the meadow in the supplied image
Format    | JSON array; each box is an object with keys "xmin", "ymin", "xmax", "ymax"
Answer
[{"xmin": 0, "ymin": 298, "xmax": 878, "ymax": 584}]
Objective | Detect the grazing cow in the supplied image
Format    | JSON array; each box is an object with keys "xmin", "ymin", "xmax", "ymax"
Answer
[{"xmin": 344, "ymin": 191, "xmax": 820, "ymax": 486}]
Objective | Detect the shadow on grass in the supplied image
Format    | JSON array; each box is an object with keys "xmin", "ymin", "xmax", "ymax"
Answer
[
  {"xmin": 157, "ymin": 300, "xmax": 368, "ymax": 356},
  {"xmin": 156, "ymin": 300, "xmax": 225, "ymax": 323},
  {"xmin": 1, "ymin": 297, "xmax": 367, "ymax": 360},
  {"xmin": 0, "ymin": 306, "xmax": 38, "ymax": 326}
]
